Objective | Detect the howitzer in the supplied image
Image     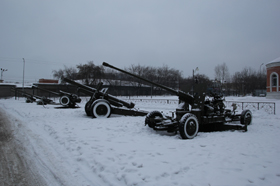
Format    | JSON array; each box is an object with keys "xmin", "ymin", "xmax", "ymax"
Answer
[
  {"xmin": 32, "ymin": 85, "xmax": 81, "ymax": 108},
  {"xmin": 12, "ymin": 88, "xmax": 53, "ymax": 105},
  {"xmin": 103, "ymin": 62, "xmax": 253, "ymax": 139},
  {"xmin": 63, "ymin": 78, "xmax": 147, "ymax": 118},
  {"xmin": 12, "ymin": 88, "xmax": 36, "ymax": 103}
]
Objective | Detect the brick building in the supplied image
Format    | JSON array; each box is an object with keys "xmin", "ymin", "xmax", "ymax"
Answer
[
  {"xmin": 266, "ymin": 57, "xmax": 280, "ymax": 99},
  {"xmin": 39, "ymin": 79, "xmax": 59, "ymax": 84}
]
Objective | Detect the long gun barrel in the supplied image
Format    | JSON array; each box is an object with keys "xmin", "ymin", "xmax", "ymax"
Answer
[
  {"xmin": 63, "ymin": 77, "xmax": 135, "ymax": 109},
  {"xmin": 12, "ymin": 88, "xmax": 36, "ymax": 100},
  {"xmin": 32, "ymin": 85, "xmax": 61, "ymax": 96},
  {"xmin": 63, "ymin": 78, "xmax": 100, "ymax": 94},
  {"xmin": 13, "ymin": 88, "xmax": 53, "ymax": 103},
  {"xmin": 102, "ymin": 62, "xmax": 194, "ymax": 104}
]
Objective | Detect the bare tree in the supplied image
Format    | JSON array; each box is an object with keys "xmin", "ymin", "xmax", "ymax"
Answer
[
  {"xmin": 52, "ymin": 65, "xmax": 77, "ymax": 81},
  {"xmin": 76, "ymin": 61, "xmax": 104, "ymax": 85},
  {"xmin": 214, "ymin": 62, "xmax": 230, "ymax": 83},
  {"xmin": 52, "ymin": 69, "xmax": 64, "ymax": 79},
  {"xmin": 231, "ymin": 67, "xmax": 266, "ymax": 96}
]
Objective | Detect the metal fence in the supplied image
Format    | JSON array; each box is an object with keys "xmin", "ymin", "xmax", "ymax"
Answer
[
  {"xmin": 224, "ymin": 101, "xmax": 276, "ymax": 115},
  {"xmin": 123, "ymin": 98, "xmax": 276, "ymax": 115}
]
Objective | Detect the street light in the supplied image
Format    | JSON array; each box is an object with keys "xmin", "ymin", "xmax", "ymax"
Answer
[
  {"xmin": 259, "ymin": 63, "xmax": 264, "ymax": 73},
  {"xmin": 1, "ymin": 68, "xmax": 8, "ymax": 81},
  {"xmin": 192, "ymin": 67, "xmax": 199, "ymax": 96},
  {"xmin": 23, "ymin": 58, "xmax": 25, "ymax": 92}
]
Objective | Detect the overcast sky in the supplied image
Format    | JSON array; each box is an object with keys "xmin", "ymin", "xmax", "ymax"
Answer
[{"xmin": 1, "ymin": 0, "xmax": 279, "ymax": 83}]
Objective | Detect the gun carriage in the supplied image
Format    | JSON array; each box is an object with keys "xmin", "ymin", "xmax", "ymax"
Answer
[
  {"xmin": 102, "ymin": 62, "xmax": 252, "ymax": 139},
  {"xmin": 63, "ymin": 78, "xmax": 148, "ymax": 118},
  {"xmin": 32, "ymin": 85, "xmax": 81, "ymax": 108}
]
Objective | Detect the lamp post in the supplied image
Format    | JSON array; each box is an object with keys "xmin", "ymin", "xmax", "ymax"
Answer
[
  {"xmin": 1, "ymin": 68, "xmax": 8, "ymax": 82},
  {"xmin": 259, "ymin": 63, "xmax": 264, "ymax": 73},
  {"xmin": 192, "ymin": 67, "xmax": 199, "ymax": 96},
  {"xmin": 259, "ymin": 63, "xmax": 265, "ymax": 91},
  {"xmin": 22, "ymin": 58, "xmax": 25, "ymax": 92}
]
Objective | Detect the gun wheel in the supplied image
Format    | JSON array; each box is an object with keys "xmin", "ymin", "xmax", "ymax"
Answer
[
  {"xmin": 85, "ymin": 101, "xmax": 92, "ymax": 116},
  {"xmin": 91, "ymin": 99, "xmax": 112, "ymax": 118},
  {"xmin": 179, "ymin": 113, "xmax": 199, "ymax": 139},
  {"xmin": 60, "ymin": 95, "xmax": 70, "ymax": 106},
  {"xmin": 240, "ymin": 109, "xmax": 252, "ymax": 125},
  {"xmin": 145, "ymin": 111, "xmax": 163, "ymax": 128}
]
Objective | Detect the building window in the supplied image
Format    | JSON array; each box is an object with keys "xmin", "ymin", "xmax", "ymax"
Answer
[{"xmin": 272, "ymin": 74, "xmax": 277, "ymax": 86}]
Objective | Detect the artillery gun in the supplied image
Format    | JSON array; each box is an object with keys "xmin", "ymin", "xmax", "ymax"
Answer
[
  {"xmin": 103, "ymin": 62, "xmax": 252, "ymax": 139},
  {"xmin": 63, "ymin": 78, "xmax": 148, "ymax": 118},
  {"xmin": 32, "ymin": 85, "xmax": 81, "ymax": 108},
  {"xmin": 12, "ymin": 88, "xmax": 54, "ymax": 105}
]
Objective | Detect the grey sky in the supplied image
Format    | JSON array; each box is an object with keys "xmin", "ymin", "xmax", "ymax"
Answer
[{"xmin": 1, "ymin": 0, "xmax": 279, "ymax": 83}]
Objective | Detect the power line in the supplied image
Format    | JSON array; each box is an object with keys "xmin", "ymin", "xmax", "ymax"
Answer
[{"xmin": 0, "ymin": 57, "xmax": 66, "ymax": 65}]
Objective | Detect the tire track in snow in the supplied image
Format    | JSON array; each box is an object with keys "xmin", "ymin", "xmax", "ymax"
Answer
[{"xmin": 0, "ymin": 107, "xmax": 48, "ymax": 186}]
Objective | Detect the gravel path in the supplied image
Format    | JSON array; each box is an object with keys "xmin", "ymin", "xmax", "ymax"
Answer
[{"xmin": 0, "ymin": 108, "xmax": 47, "ymax": 186}]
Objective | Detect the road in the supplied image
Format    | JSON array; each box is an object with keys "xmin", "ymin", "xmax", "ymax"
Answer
[{"xmin": 0, "ymin": 108, "xmax": 47, "ymax": 186}]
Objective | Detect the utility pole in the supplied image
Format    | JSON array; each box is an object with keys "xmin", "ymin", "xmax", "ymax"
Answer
[
  {"xmin": 1, "ymin": 68, "xmax": 8, "ymax": 82},
  {"xmin": 23, "ymin": 58, "xmax": 25, "ymax": 92}
]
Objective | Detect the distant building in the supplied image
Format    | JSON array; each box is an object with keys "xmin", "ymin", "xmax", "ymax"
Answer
[
  {"xmin": 39, "ymin": 79, "xmax": 59, "ymax": 84},
  {"xmin": 266, "ymin": 57, "xmax": 280, "ymax": 99}
]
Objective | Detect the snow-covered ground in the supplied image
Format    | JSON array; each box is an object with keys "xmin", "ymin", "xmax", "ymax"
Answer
[{"xmin": 0, "ymin": 96, "xmax": 280, "ymax": 186}]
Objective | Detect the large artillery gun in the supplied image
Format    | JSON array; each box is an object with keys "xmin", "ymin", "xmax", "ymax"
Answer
[
  {"xmin": 63, "ymin": 78, "xmax": 147, "ymax": 118},
  {"xmin": 32, "ymin": 85, "xmax": 81, "ymax": 108},
  {"xmin": 103, "ymin": 62, "xmax": 253, "ymax": 139},
  {"xmin": 12, "ymin": 88, "xmax": 54, "ymax": 105}
]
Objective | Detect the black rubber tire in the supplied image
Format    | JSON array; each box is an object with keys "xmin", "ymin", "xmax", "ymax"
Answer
[
  {"xmin": 90, "ymin": 99, "xmax": 112, "ymax": 118},
  {"xmin": 60, "ymin": 95, "xmax": 70, "ymax": 106},
  {"xmin": 240, "ymin": 109, "xmax": 252, "ymax": 125},
  {"xmin": 145, "ymin": 111, "xmax": 163, "ymax": 128},
  {"xmin": 179, "ymin": 113, "xmax": 199, "ymax": 139},
  {"xmin": 85, "ymin": 101, "xmax": 92, "ymax": 116}
]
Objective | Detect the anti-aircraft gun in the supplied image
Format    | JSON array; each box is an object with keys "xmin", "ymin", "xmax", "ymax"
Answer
[
  {"xmin": 12, "ymin": 88, "xmax": 54, "ymax": 105},
  {"xmin": 32, "ymin": 85, "xmax": 81, "ymax": 108},
  {"xmin": 63, "ymin": 78, "xmax": 147, "ymax": 118},
  {"xmin": 102, "ymin": 62, "xmax": 253, "ymax": 139}
]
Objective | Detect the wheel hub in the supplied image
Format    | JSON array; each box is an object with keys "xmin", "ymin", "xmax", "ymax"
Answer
[{"xmin": 96, "ymin": 105, "xmax": 108, "ymax": 115}]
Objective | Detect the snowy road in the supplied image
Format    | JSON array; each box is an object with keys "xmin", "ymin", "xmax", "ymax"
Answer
[
  {"xmin": 0, "ymin": 108, "xmax": 47, "ymax": 186},
  {"xmin": 0, "ymin": 96, "xmax": 280, "ymax": 186}
]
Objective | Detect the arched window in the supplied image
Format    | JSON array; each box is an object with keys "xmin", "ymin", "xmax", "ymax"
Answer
[
  {"xmin": 272, "ymin": 74, "xmax": 277, "ymax": 86},
  {"xmin": 270, "ymin": 72, "xmax": 279, "ymax": 92}
]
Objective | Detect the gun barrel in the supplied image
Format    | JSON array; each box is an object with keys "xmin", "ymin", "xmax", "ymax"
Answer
[
  {"xmin": 103, "ymin": 62, "xmax": 194, "ymax": 104},
  {"xmin": 32, "ymin": 85, "xmax": 61, "ymax": 96},
  {"xmin": 13, "ymin": 89, "xmax": 33, "ymax": 97},
  {"xmin": 103, "ymin": 62, "xmax": 178, "ymax": 94},
  {"xmin": 63, "ymin": 78, "xmax": 96, "ymax": 93},
  {"xmin": 77, "ymin": 87, "xmax": 92, "ymax": 96}
]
